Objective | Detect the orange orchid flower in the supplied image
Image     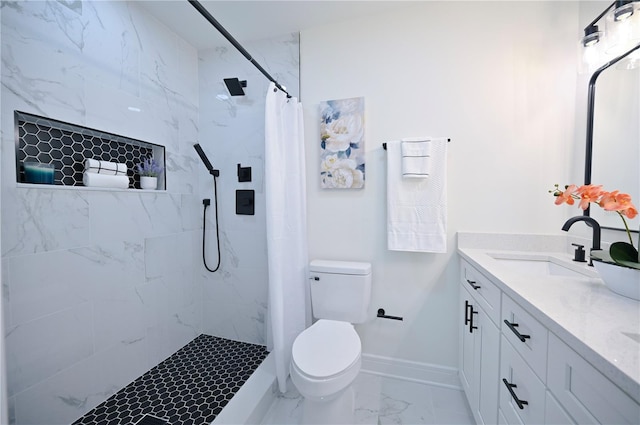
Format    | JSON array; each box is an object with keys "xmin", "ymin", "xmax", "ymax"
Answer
[
  {"xmin": 552, "ymin": 183, "xmax": 637, "ymax": 247},
  {"xmin": 554, "ymin": 184, "xmax": 577, "ymax": 206},
  {"xmin": 600, "ymin": 191, "xmax": 638, "ymax": 219},
  {"xmin": 576, "ymin": 184, "xmax": 604, "ymax": 210}
]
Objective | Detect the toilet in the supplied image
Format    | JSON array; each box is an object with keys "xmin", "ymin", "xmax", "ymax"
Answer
[{"xmin": 290, "ymin": 259, "xmax": 372, "ymax": 424}]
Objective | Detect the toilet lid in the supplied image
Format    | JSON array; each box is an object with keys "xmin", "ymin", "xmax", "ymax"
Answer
[{"xmin": 292, "ymin": 320, "xmax": 361, "ymax": 378}]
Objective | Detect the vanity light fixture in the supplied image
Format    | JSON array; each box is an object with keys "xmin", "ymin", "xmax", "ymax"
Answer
[
  {"xmin": 581, "ymin": 0, "xmax": 640, "ymax": 71},
  {"xmin": 582, "ymin": 25, "xmax": 601, "ymax": 47},
  {"xmin": 614, "ymin": 0, "xmax": 635, "ymax": 21}
]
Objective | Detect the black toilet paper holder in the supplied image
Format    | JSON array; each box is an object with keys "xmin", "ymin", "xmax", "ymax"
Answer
[{"xmin": 377, "ymin": 308, "xmax": 403, "ymax": 321}]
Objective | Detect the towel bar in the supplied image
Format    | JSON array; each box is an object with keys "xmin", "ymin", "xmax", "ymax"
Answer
[{"xmin": 382, "ymin": 139, "xmax": 450, "ymax": 150}]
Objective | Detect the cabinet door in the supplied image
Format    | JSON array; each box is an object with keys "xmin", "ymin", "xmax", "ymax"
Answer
[
  {"xmin": 477, "ymin": 308, "xmax": 500, "ymax": 425},
  {"xmin": 547, "ymin": 333, "xmax": 640, "ymax": 424},
  {"xmin": 460, "ymin": 283, "xmax": 499, "ymax": 425},
  {"xmin": 460, "ymin": 284, "xmax": 477, "ymax": 410}
]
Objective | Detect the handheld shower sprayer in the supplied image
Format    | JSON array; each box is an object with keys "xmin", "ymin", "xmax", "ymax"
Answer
[
  {"xmin": 193, "ymin": 143, "xmax": 221, "ymax": 273},
  {"xmin": 193, "ymin": 143, "xmax": 220, "ymax": 177}
]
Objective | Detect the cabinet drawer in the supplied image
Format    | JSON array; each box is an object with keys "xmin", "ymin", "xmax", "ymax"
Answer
[
  {"xmin": 501, "ymin": 295, "xmax": 548, "ymax": 382},
  {"xmin": 461, "ymin": 260, "xmax": 501, "ymax": 326},
  {"xmin": 499, "ymin": 335, "xmax": 545, "ymax": 425},
  {"xmin": 547, "ymin": 332, "xmax": 640, "ymax": 424}
]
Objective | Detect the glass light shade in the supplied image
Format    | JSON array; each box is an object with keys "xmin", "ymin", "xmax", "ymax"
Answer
[
  {"xmin": 605, "ymin": 2, "xmax": 640, "ymax": 57},
  {"xmin": 579, "ymin": 38, "xmax": 607, "ymax": 74},
  {"xmin": 614, "ymin": 2, "xmax": 635, "ymax": 21},
  {"xmin": 582, "ymin": 31, "xmax": 601, "ymax": 47}
]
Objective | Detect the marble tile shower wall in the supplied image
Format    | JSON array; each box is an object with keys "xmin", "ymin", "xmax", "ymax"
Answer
[
  {"xmin": 197, "ymin": 34, "xmax": 299, "ymax": 345},
  {"xmin": 1, "ymin": 2, "xmax": 201, "ymax": 424}
]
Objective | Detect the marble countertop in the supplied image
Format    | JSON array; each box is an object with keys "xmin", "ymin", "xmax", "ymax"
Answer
[{"xmin": 457, "ymin": 232, "xmax": 640, "ymax": 404}]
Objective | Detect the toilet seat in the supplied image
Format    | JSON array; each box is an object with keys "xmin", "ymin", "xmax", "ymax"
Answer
[{"xmin": 292, "ymin": 319, "xmax": 361, "ymax": 379}]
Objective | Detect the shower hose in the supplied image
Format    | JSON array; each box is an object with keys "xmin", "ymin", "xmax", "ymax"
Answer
[{"xmin": 202, "ymin": 175, "xmax": 221, "ymax": 272}]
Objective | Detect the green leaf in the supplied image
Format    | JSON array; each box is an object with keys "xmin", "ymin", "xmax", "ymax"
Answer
[
  {"xmin": 614, "ymin": 260, "xmax": 640, "ymax": 270},
  {"xmin": 610, "ymin": 242, "xmax": 640, "ymax": 267}
]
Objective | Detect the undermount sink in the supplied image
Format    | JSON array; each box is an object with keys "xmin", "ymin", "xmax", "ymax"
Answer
[{"xmin": 488, "ymin": 253, "xmax": 595, "ymax": 278}]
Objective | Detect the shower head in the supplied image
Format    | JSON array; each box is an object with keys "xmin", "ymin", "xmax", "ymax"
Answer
[
  {"xmin": 193, "ymin": 143, "xmax": 220, "ymax": 177},
  {"xmin": 223, "ymin": 78, "xmax": 247, "ymax": 96}
]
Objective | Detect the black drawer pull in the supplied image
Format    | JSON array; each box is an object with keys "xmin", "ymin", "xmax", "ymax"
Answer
[
  {"xmin": 469, "ymin": 305, "xmax": 478, "ymax": 333},
  {"xmin": 464, "ymin": 300, "xmax": 471, "ymax": 325},
  {"xmin": 503, "ymin": 378, "xmax": 529, "ymax": 410},
  {"xmin": 466, "ymin": 279, "xmax": 481, "ymax": 290},
  {"xmin": 504, "ymin": 320, "xmax": 531, "ymax": 342}
]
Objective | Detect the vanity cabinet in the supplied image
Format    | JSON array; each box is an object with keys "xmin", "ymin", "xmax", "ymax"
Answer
[
  {"xmin": 459, "ymin": 258, "xmax": 640, "ymax": 425},
  {"xmin": 546, "ymin": 333, "xmax": 640, "ymax": 424},
  {"xmin": 459, "ymin": 261, "xmax": 500, "ymax": 425}
]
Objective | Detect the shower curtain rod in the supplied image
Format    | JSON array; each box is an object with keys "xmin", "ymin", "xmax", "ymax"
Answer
[{"xmin": 188, "ymin": 0, "xmax": 292, "ymax": 98}]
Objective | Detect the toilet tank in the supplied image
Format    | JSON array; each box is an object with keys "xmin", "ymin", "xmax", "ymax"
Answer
[{"xmin": 309, "ymin": 260, "xmax": 372, "ymax": 324}]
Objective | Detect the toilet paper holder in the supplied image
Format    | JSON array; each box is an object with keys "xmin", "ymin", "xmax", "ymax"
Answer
[{"xmin": 377, "ymin": 308, "xmax": 403, "ymax": 321}]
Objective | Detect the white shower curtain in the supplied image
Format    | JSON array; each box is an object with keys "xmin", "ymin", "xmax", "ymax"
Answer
[{"xmin": 265, "ymin": 82, "xmax": 309, "ymax": 393}]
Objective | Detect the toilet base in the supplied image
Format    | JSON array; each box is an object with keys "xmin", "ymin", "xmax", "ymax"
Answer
[{"xmin": 301, "ymin": 386, "xmax": 355, "ymax": 424}]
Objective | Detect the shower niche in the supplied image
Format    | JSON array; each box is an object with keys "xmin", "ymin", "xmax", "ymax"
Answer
[{"xmin": 14, "ymin": 110, "xmax": 166, "ymax": 190}]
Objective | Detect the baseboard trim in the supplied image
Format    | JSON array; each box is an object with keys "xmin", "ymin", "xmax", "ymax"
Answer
[{"xmin": 360, "ymin": 353, "xmax": 462, "ymax": 390}]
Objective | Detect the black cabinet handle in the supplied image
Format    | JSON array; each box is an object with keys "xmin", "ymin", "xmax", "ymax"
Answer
[
  {"xmin": 466, "ymin": 279, "xmax": 481, "ymax": 290},
  {"xmin": 504, "ymin": 320, "xmax": 531, "ymax": 342},
  {"xmin": 464, "ymin": 300, "xmax": 471, "ymax": 325},
  {"xmin": 502, "ymin": 378, "xmax": 529, "ymax": 410},
  {"xmin": 469, "ymin": 305, "xmax": 478, "ymax": 333}
]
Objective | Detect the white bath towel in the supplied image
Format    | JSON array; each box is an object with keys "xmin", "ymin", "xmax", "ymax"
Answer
[
  {"xmin": 401, "ymin": 138, "xmax": 432, "ymax": 179},
  {"xmin": 82, "ymin": 172, "xmax": 130, "ymax": 189},
  {"xmin": 386, "ymin": 138, "xmax": 447, "ymax": 253},
  {"xmin": 84, "ymin": 158, "xmax": 127, "ymax": 175}
]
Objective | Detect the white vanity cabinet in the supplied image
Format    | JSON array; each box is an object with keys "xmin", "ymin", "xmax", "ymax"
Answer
[
  {"xmin": 459, "ymin": 261, "xmax": 501, "ymax": 425},
  {"xmin": 458, "ymin": 256, "xmax": 640, "ymax": 425}
]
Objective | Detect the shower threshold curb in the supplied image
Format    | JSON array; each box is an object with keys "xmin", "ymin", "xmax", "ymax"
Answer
[{"xmin": 212, "ymin": 352, "xmax": 277, "ymax": 424}]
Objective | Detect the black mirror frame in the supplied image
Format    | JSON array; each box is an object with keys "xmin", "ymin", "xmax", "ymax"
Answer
[{"xmin": 584, "ymin": 42, "xmax": 640, "ymax": 230}]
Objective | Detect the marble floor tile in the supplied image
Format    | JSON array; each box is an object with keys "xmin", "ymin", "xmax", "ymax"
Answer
[{"xmin": 260, "ymin": 373, "xmax": 474, "ymax": 425}]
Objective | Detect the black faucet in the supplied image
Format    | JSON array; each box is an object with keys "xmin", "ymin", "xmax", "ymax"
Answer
[{"xmin": 561, "ymin": 216, "xmax": 601, "ymax": 265}]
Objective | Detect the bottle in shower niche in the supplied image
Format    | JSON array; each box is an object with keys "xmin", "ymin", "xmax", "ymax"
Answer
[{"xmin": 23, "ymin": 162, "xmax": 55, "ymax": 184}]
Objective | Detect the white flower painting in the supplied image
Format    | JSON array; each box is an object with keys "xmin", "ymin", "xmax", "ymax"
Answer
[{"xmin": 320, "ymin": 97, "xmax": 365, "ymax": 189}]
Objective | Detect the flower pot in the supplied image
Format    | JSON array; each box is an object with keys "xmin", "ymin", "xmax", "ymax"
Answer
[
  {"xmin": 140, "ymin": 176, "xmax": 158, "ymax": 190},
  {"xmin": 593, "ymin": 259, "xmax": 640, "ymax": 301}
]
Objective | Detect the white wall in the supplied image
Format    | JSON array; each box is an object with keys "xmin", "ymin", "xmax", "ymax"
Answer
[
  {"xmin": 1, "ymin": 2, "xmax": 201, "ymax": 423},
  {"xmin": 197, "ymin": 34, "xmax": 300, "ymax": 345},
  {"xmin": 0, "ymin": 3, "xmax": 6, "ymax": 421},
  {"xmin": 301, "ymin": 1, "xmax": 581, "ymax": 367}
]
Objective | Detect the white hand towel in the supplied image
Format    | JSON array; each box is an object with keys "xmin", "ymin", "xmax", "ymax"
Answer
[
  {"xmin": 84, "ymin": 158, "xmax": 127, "ymax": 175},
  {"xmin": 401, "ymin": 138, "xmax": 431, "ymax": 179},
  {"xmin": 386, "ymin": 138, "xmax": 447, "ymax": 253},
  {"xmin": 82, "ymin": 172, "xmax": 130, "ymax": 189}
]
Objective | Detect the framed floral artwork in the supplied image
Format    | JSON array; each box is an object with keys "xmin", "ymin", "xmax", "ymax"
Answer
[{"xmin": 320, "ymin": 97, "xmax": 365, "ymax": 189}]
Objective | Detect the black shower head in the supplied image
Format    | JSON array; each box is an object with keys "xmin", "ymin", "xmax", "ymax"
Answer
[
  {"xmin": 193, "ymin": 143, "xmax": 219, "ymax": 177},
  {"xmin": 223, "ymin": 78, "xmax": 247, "ymax": 96}
]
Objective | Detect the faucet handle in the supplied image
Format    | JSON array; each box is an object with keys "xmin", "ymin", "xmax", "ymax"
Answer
[{"xmin": 571, "ymin": 243, "xmax": 587, "ymax": 263}]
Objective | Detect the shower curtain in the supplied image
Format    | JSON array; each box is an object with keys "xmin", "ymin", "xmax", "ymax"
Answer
[{"xmin": 265, "ymin": 82, "xmax": 309, "ymax": 393}]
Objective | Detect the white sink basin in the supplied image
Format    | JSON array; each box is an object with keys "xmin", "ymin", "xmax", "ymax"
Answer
[{"xmin": 488, "ymin": 253, "xmax": 594, "ymax": 278}]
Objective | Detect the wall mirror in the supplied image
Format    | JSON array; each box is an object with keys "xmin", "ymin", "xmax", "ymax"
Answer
[{"xmin": 588, "ymin": 46, "xmax": 640, "ymax": 232}]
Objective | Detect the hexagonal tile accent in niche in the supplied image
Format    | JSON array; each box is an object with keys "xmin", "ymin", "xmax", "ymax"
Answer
[{"xmin": 15, "ymin": 111, "xmax": 161, "ymax": 188}]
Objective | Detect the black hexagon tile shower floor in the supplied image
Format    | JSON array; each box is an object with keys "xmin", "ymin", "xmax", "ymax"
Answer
[{"xmin": 72, "ymin": 335, "xmax": 268, "ymax": 425}]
